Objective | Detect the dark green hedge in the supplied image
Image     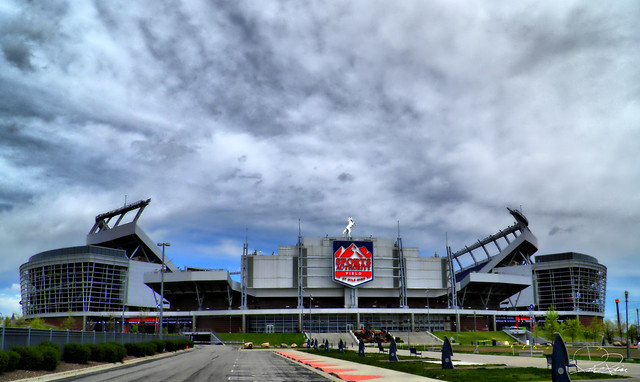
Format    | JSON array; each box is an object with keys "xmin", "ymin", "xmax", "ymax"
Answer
[
  {"xmin": 5, "ymin": 350, "xmax": 20, "ymax": 371},
  {"xmin": 124, "ymin": 342, "xmax": 156, "ymax": 357},
  {"xmin": 63, "ymin": 343, "xmax": 90, "ymax": 364},
  {"xmin": 11, "ymin": 346, "xmax": 43, "ymax": 371},
  {"xmin": 165, "ymin": 338, "xmax": 193, "ymax": 351},
  {"xmin": 0, "ymin": 337, "xmax": 190, "ymax": 373},
  {"xmin": 0, "ymin": 351, "xmax": 8, "ymax": 373},
  {"xmin": 87, "ymin": 343, "xmax": 105, "ymax": 362},
  {"xmin": 103, "ymin": 342, "xmax": 126, "ymax": 363},
  {"xmin": 150, "ymin": 339, "xmax": 165, "ymax": 353}
]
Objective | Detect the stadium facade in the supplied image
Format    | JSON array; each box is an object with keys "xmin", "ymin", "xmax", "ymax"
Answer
[{"xmin": 19, "ymin": 200, "xmax": 607, "ymax": 333}]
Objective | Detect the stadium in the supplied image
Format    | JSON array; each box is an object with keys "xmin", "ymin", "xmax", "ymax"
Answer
[{"xmin": 19, "ymin": 200, "xmax": 607, "ymax": 337}]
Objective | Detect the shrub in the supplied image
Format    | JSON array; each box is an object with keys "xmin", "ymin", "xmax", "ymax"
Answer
[
  {"xmin": 39, "ymin": 347, "xmax": 59, "ymax": 371},
  {"xmin": 103, "ymin": 342, "xmax": 126, "ymax": 363},
  {"xmin": 63, "ymin": 343, "xmax": 90, "ymax": 364},
  {"xmin": 38, "ymin": 341, "xmax": 61, "ymax": 359},
  {"xmin": 12, "ymin": 346, "xmax": 44, "ymax": 370},
  {"xmin": 5, "ymin": 351, "xmax": 20, "ymax": 371},
  {"xmin": 87, "ymin": 344, "xmax": 105, "ymax": 362},
  {"xmin": 165, "ymin": 338, "xmax": 193, "ymax": 352},
  {"xmin": 150, "ymin": 339, "xmax": 165, "ymax": 353},
  {"xmin": 125, "ymin": 343, "xmax": 144, "ymax": 357},
  {"xmin": 102, "ymin": 343, "xmax": 118, "ymax": 363},
  {"xmin": 0, "ymin": 351, "xmax": 8, "ymax": 373},
  {"xmin": 166, "ymin": 339, "xmax": 180, "ymax": 351},
  {"xmin": 143, "ymin": 342, "xmax": 156, "ymax": 356},
  {"xmin": 113, "ymin": 342, "xmax": 126, "ymax": 362},
  {"xmin": 0, "ymin": 350, "xmax": 21, "ymax": 373}
]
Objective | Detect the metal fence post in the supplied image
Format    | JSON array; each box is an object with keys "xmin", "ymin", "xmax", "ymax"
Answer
[
  {"xmin": 27, "ymin": 326, "xmax": 31, "ymax": 346},
  {"xmin": 1, "ymin": 326, "xmax": 4, "ymax": 350},
  {"xmin": 81, "ymin": 330, "xmax": 84, "ymax": 344},
  {"xmin": 93, "ymin": 330, "xmax": 96, "ymax": 344},
  {"xmin": 49, "ymin": 328, "xmax": 53, "ymax": 342},
  {"xmin": 66, "ymin": 329, "xmax": 70, "ymax": 345}
]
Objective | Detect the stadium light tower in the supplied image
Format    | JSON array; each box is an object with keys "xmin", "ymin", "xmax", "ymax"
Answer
[
  {"xmin": 626, "ymin": 291, "xmax": 631, "ymax": 360},
  {"xmin": 157, "ymin": 242, "xmax": 170, "ymax": 339}
]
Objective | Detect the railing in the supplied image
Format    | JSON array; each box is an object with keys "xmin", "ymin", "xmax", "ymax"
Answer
[{"xmin": 0, "ymin": 326, "xmax": 187, "ymax": 350}]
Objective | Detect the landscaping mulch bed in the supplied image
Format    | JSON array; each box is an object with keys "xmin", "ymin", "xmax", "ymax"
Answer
[{"xmin": 0, "ymin": 356, "xmax": 136, "ymax": 382}]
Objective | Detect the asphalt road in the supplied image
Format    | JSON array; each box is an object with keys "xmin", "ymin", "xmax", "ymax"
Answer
[{"xmin": 60, "ymin": 346, "xmax": 329, "ymax": 382}]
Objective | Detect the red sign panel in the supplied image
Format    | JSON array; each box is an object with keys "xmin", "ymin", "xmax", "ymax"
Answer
[{"xmin": 333, "ymin": 240, "xmax": 374, "ymax": 287}]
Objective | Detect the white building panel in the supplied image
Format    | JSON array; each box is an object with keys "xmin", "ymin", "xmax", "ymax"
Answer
[{"xmin": 251, "ymin": 256, "xmax": 294, "ymax": 288}]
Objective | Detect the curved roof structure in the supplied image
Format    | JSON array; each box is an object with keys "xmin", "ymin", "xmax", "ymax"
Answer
[{"xmin": 86, "ymin": 199, "xmax": 177, "ymax": 272}]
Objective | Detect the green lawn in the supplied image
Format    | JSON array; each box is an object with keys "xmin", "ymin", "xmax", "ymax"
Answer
[
  {"xmin": 216, "ymin": 332, "xmax": 306, "ymax": 346},
  {"xmin": 431, "ymin": 331, "xmax": 515, "ymax": 346},
  {"xmin": 299, "ymin": 349, "xmax": 627, "ymax": 381}
]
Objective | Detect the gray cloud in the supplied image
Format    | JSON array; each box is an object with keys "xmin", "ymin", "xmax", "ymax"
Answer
[
  {"xmin": 0, "ymin": 1, "xmax": 639, "ymax": 318},
  {"xmin": 549, "ymin": 226, "xmax": 576, "ymax": 236}
]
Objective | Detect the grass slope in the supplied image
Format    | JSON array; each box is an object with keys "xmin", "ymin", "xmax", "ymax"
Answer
[{"xmin": 216, "ymin": 333, "xmax": 306, "ymax": 346}]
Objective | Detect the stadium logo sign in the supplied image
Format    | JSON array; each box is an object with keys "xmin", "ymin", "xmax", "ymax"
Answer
[{"xmin": 333, "ymin": 240, "xmax": 374, "ymax": 287}]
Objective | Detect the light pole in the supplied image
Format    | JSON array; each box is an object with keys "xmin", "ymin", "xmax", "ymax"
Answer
[
  {"xmin": 473, "ymin": 310, "xmax": 478, "ymax": 353},
  {"xmin": 309, "ymin": 294, "xmax": 313, "ymax": 333},
  {"xmin": 626, "ymin": 291, "xmax": 631, "ymax": 360},
  {"xmin": 426, "ymin": 294, "xmax": 430, "ymax": 332},
  {"xmin": 157, "ymin": 242, "xmax": 170, "ymax": 339},
  {"xmin": 455, "ymin": 305, "xmax": 459, "ymax": 344}
]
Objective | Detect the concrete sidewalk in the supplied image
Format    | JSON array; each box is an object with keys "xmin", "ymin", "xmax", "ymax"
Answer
[{"xmin": 275, "ymin": 349, "xmax": 442, "ymax": 382}]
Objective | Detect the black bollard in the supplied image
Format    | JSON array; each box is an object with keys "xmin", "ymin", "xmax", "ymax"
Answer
[
  {"xmin": 314, "ymin": 338, "xmax": 318, "ymax": 350},
  {"xmin": 441, "ymin": 336, "xmax": 454, "ymax": 369},
  {"xmin": 551, "ymin": 333, "xmax": 572, "ymax": 382},
  {"xmin": 325, "ymin": 339, "xmax": 329, "ymax": 352},
  {"xmin": 339, "ymin": 339, "xmax": 344, "ymax": 354},
  {"xmin": 358, "ymin": 339, "xmax": 365, "ymax": 357},
  {"xmin": 389, "ymin": 338, "xmax": 398, "ymax": 361}
]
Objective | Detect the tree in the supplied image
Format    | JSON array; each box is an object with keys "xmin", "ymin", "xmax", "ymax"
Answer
[
  {"xmin": 628, "ymin": 324, "xmax": 638, "ymax": 344},
  {"xmin": 541, "ymin": 306, "xmax": 561, "ymax": 340},
  {"xmin": 585, "ymin": 317, "xmax": 605, "ymax": 342},
  {"xmin": 106, "ymin": 315, "xmax": 116, "ymax": 332},
  {"xmin": 563, "ymin": 318, "xmax": 583, "ymax": 343},
  {"xmin": 603, "ymin": 319, "xmax": 617, "ymax": 344},
  {"xmin": 27, "ymin": 317, "xmax": 49, "ymax": 329},
  {"xmin": 61, "ymin": 314, "xmax": 76, "ymax": 330}
]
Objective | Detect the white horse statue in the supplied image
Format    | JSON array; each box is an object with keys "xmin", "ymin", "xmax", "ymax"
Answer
[{"xmin": 342, "ymin": 217, "xmax": 356, "ymax": 237}]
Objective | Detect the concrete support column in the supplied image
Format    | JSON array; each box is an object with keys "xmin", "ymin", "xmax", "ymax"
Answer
[
  {"xmin": 410, "ymin": 312, "xmax": 415, "ymax": 332},
  {"xmin": 242, "ymin": 313, "xmax": 246, "ymax": 333},
  {"xmin": 356, "ymin": 312, "xmax": 360, "ymax": 330},
  {"xmin": 298, "ymin": 311, "xmax": 303, "ymax": 333},
  {"xmin": 192, "ymin": 314, "xmax": 196, "ymax": 331},
  {"xmin": 82, "ymin": 315, "xmax": 87, "ymax": 331}
]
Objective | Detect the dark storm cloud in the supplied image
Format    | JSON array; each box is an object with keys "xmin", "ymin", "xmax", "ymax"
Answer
[
  {"xmin": 1, "ymin": 39, "xmax": 33, "ymax": 71},
  {"xmin": 549, "ymin": 226, "xmax": 574, "ymax": 236},
  {"xmin": 509, "ymin": 4, "xmax": 629, "ymax": 75},
  {"xmin": 0, "ymin": 0, "xmax": 639, "ymax": 317},
  {"xmin": 337, "ymin": 173, "xmax": 354, "ymax": 182}
]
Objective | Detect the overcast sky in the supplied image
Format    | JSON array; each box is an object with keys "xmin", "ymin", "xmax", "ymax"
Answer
[{"xmin": 1, "ymin": 1, "xmax": 639, "ymax": 320}]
